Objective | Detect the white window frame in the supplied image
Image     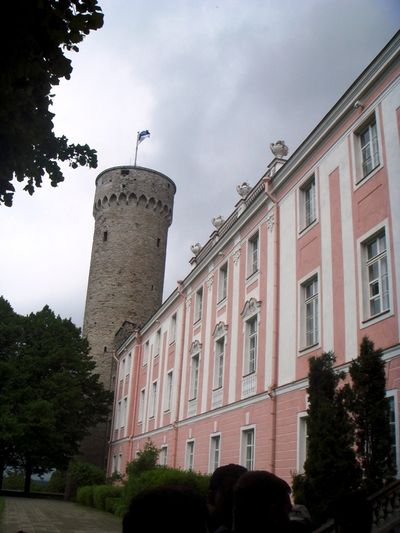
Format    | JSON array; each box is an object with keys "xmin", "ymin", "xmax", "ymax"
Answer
[
  {"xmin": 143, "ymin": 341, "xmax": 149, "ymax": 366},
  {"xmin": 159, "ymin": 445, "xmax": 168, "ymax": 466},
  {"xmin": 120, "ymin": 358, "xmax": 126, "ymax": 381},
  {"xmin": 299, "ymin": 174, "xmax": 317, "ymax": 232},
  {"xmin": 387, "ymin": 390, "xmax": 399, "ymax": 478},
  {"xmin": 154, "ymin": 328, "xmax": 161, "ymax": 356},
  {"xmin": 360, "ymin": 226, "xmax": 391, "ymax": 323},
  {"xmin": 115, "ymin": 400, "xmax": 121, "ymax": 430},
  {"xmin": 240, "ymin": 426, "xmax": 255, "ymax": 470},
  {"xmin": 299, "ymin": 273, "xmax": 319, "ymax": 351},
  {"xmin": 358, "ymin": 116, "xmax": 380, "ymax": 179},
  {"xmin": 244, "ymin": 315, "xmax": 258, "ymax": 376},
  {"xmin": 169, "ymin": 313, "xmax": 177, "ymax": 343},
  {"xmin": 296, "ymin": 412, "xmax": 308, "ymax": 474},
  {"xmin": 149, "ymin": 380, "xmax": 157, "ymax": 419},
  {"xmin": 190, "ymin": 353, "xmax": 200, "ymax": 400},
  {"xmin": 213, "ymin": 337, "xmax": 225, "ymax": 390},
  {"xmin": 194, "ymin": 287, "xmax": 203, "ymax": 322},
  {"xmin": 247, "ymin": 231, "xmax": 259, "ymax": 277},
  {"xmin": 164, "ymin": 369, "xmax": 173, "ymax": 412},
  {"xmin": 209, "ymin": 433, "xmax": 221, "ymax": 473},
  {"xmin": 185, "ymin": 440, "xmax": 195, "ymax": 471},
  {"xmin": 126, "ymin": 353, "xmax": 131, "ymax": 376},
  {"xmin": 218, "ymin": 262, "xmax": 228, "ymax": 302},
  {"xmin": 121, "ymin": 397, "xmax": 128, "ymax": 429},
  {"xmin": 138, "ymin": 388, "xmax": 145, "ymax": 423},
  {"xmin": 353, "ymin": 112, "xmax": 382, "ymax": 185}
]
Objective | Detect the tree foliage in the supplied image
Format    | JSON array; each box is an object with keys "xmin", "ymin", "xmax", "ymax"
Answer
[
  {"xmin": 295, "ymin": 352, "xmax": 361, "ymax": 525},
  {"xmin": 0, "ymin": 296, "xmax": 113, "ymax": 494},
  {"xmin": 126, "ymin": 440, "xmax": 160, "ymax": 478},
  {"xmin": 0, "ymin": 0, "xmax": 104, "ymax": 206},
  {"xmin": 347, "ymin": 337, "xmax": 395, "ymax": 493}
]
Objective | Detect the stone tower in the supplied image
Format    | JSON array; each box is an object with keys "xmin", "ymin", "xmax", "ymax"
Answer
[{"xmin": 82, "ymin": 165, "xmax": 176, "ymax": 466}]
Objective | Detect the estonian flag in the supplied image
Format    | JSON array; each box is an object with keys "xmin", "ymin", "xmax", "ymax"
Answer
[{"xmin": 137, "ymin": 130, "xmax": 150, "ymax": 144}]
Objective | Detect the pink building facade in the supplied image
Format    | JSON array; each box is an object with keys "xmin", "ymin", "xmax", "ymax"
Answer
[{"xmin": 108, "ymin": 33, "xmax": 400, "ymax": 485}]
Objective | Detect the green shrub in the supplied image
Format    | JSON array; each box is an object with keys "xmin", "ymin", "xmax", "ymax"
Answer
[
  {"xmin": 2, "ymin": 471, "xmax": 24, "ymax": 490},
  {"xmin": 118, "ymin": 467, "xmax": 210, "ymax": 517},
  {"xmin": 105, "ymin": 496, "xmax": 121, "ymax": 514},
  {"xmin": 67, "ymin": 460, "xmax": 106, "ymax": 499},
  {"xmin": 126, "ymin": 439, "xmax": 159, "ymax": 477},
  {"xmin": 76, "ymin": 485, "xmax": 95, "ymax": 507},
  {"xmin": 92, "ymin": 484, "xmax": 123, "ymax": 511},
  {"xmin": 48, "ymin": 470, "xmax": 67, "ymax": 493}
]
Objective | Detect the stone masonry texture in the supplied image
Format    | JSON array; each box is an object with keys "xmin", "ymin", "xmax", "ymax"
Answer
[{"xmin": 81, "ymin": 165, "xmax": 176, "ymax": 465}]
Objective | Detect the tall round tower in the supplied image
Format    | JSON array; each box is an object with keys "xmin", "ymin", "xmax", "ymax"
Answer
[{"xmin": 81, "ymin": 165, "xmax": 176, "ymax": 465}]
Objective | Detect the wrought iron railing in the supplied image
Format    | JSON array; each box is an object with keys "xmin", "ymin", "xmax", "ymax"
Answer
[{"xmin": 314, "ymin": 479, "xmax": 400, "ymax": 532}]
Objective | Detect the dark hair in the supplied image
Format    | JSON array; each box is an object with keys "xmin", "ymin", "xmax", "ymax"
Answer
[
  {"xmin": 208, "ymin": 464, "xmax": 247, "ymax": 531},
  {"xmin": 233, "ymin": 470, "xmax": 292, "ymax": 533},
  {"xmin": 123, "ymin": 484, "xmax": 208, "ymax": 533},
  {"xmin": 209, "ymin": 463, "xmax": 247, "ymax": 493}
]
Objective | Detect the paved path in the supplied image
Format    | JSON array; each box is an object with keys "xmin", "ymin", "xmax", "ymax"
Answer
[{"xmin": 1, "ymin": 497, "xmax": 121, "ymax": 533}]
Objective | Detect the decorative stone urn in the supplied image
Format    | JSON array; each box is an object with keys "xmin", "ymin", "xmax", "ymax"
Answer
[
  {"xmin": 212, "ymin": 215, "xmax": 225, "ymax": 230},
  {"xmin": 270, "ymin": 140, "xmax": 289, "ymax": 158},
  {"xmin": 236, "ymin": 182, "xmax": 251, "ymax": 198},
  {"xmin": 190, "ymin": 243, "xmax": 202, "ymax": 255}
]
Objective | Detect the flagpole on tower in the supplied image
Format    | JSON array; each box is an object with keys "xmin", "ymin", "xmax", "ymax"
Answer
[
  {"xmin": 134, "ymin": 131, "xmax": 139, "ymax": 167},
  {"xmin": 134, "ymin": 130, "xmax": 150, "ymax": 167}
]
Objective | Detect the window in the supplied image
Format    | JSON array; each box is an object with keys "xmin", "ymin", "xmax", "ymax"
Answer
[
  {"xmin": 154, "ymin": 329, "xmax": 161, "ymax": 356},
  {"xmin": 159, "ymin": 446, "xmax": 168, "ymax": 466},
  {"xmin": 300, "ymin": 176, "xmax": 316, "ymax": 230},
  {"xmin": 359, "ymin": 118, "xmax": 380, "ymax": 178},
  {"xmin": 121, "ymin": 397, "xmax": 127, "ymax": 428},
  {"xmin": 194, "ymin": 287, "xmax": 203, "ymax": 322},
  {"xmin": 190, "ymin": 354, "xmax": 200, "ymax": 400},
  {"xmin": 143, "ymin": 341, "xmax": 149, "ymax": 366},
  {"xmin": 214, "ymin": 338, "xmax": 224, "ymax": 389},
  {"xmin": 170, "ymin": 313, "xmax": 177, "ymax": 343},
  {"xmin": 244, "ymin": 316, "xmax": 257, "ymax": 375},
  {"xmin": 241, "ymin": 428, "xmax": 255, "ymax": 470},
  {"xmin": 297, "ymin": 413, "xmax": 308, "ymax": 474},
  {"xmin": 164, "ymin": 370, "xmax": 173, "ymax": 411},
  {"xmin": 116, "ymin": 401, "xmax": 121, "ymax": 430},
  {"xmin": 138, "ymin": 388, "xmax": 145, "ymax": 422},
  {"xmin": 149, "ymin": 381, "xmax": 157, "ymax": 418},
  {"xmin": 362, "ymin": 230, "xmax": 390, "ymax": 319},
  {"xmin": 209, "ymin": 435, "xmax": 221, "ymax": 472},
  {"xmin": 247, "ymin": 232, "xmax": 259, "ymax": 276},
  {"xmin": 218, "ymin": 263, "xmax": 228, "ymax": 302},
  {"xmin": 186, "ymin": 440, "xmax": 195, "ymax": 471},
  {"xmin": 301, "ymin": 275, "xmax": 319, "ymax": 349},
  {"xmin": 126, "ymin": 353, "xmax": 131, "ymax": 376},
  {"xmin": 120, "ymin": 358, "xmax": 126, "ymax": 381}
]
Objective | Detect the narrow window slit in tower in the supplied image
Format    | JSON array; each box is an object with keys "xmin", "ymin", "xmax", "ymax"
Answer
[
  {"xmin": 157, "ymin": 238, "xmax": 160, "ymax": 247},
  {"xmin": 103, "ymin": 231, "xmax": 108, "ymax": 242}
]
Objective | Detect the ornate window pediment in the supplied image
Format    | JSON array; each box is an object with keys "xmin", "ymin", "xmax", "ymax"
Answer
[
  {"xmin": 212, "ymin": 321, "xmax": 228, "ymax": 338},
  {"xmin": 240, "ymin": 298, "xmax": 261, "ymax": 319},
  {"xmin": 189, "ymin": 339, "xmax": 202, "ymax": 355}
]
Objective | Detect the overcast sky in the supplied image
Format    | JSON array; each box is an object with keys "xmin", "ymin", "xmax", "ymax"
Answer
[{"xmin": 0, "ymin": 0, "xmax": 399, "ymax": 327}]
